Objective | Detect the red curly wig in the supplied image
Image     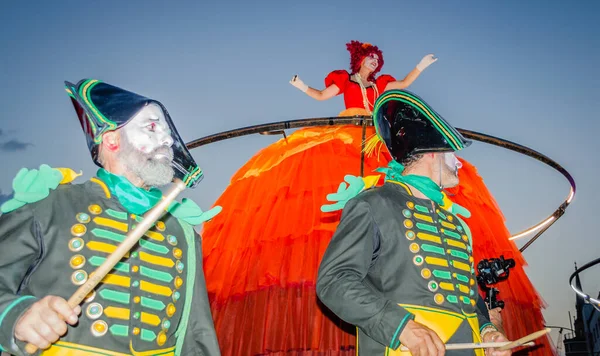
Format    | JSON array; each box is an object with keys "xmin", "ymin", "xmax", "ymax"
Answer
[{"xmin": 346, "ymin": 40, "xmax": 384, "ymax": 82}]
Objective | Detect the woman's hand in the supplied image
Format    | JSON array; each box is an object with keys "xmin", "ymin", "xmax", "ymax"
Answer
[
  {"xmin": 416, "ymin": 54, "xmax": 438, "ymax": 71},
  {"xmin": 289, "ymin": 75, "xmax": 308, "ymax": 92}
]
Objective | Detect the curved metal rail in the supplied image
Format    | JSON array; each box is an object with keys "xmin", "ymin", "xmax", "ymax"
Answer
[
  {"xmin": 569, "ymin": 259, "xmax": 600, "ymax": 312},
  {"xmin": 186, "ymin": 116, "xmax": 576, "ymax": 252}
]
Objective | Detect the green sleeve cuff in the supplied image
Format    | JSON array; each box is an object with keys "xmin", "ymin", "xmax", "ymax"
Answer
[
  {"xmin": 389, "ymin": 312, "xmax": 415, "ymax": 349},
  {"xmin": 360, "ymin": 301, "xmax": 414, "ymax": 349},
  {"xmin": 0, "ymin": 296, "xmax": 38, "ymax": 352},
  {"xmin": 479, "ymin": 322, "xmax": 497, "ymax": 332},
  {"xmin": 363, "ymin": 301, "xmax": 414, "ymax": 350}
]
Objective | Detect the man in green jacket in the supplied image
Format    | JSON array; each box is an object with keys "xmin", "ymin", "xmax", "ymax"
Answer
[
  {"xmin": 317, "ymin": 90, "xmax": 511, "ymax": 355},
  {"xmin": 0, "ymin": 79, "xmax": 220, "ymax": 355}
]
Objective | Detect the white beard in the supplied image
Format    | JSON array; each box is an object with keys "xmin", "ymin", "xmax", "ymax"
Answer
[{"xmin": 118, "ymin": 133, "xmax": 175, "ymax": 187}]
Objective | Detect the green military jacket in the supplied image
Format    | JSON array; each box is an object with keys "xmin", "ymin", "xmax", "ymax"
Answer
[
  {"xmin": 0, "ymin": 175, "xmax": 220, "ymax": 355},
  {"xmin": 316, "ymin": 181, "xmax": 493, "ymax": 355}
]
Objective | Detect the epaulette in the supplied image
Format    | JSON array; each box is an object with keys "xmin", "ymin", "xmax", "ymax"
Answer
[{"xmin": 0, "ymin": 165, "xmax": 82, "ymax": 213}]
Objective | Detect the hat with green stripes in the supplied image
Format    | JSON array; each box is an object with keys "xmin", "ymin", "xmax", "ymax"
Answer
[
  {"xmin": 64, "ymin": 79, "xmax": 203, "ymax": 188},
  {"xmin": 370, "ymin": 89, "xmax": 471, "ymax": 162}
]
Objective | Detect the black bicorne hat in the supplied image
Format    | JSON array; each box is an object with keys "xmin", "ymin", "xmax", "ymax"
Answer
[
  {"xmin": 371, "ymin": 89, "xmax": 471, "ymax": 162},
  {"xmin": 65, "ymin": 79, "xmax": 203, "ymax": 188}
]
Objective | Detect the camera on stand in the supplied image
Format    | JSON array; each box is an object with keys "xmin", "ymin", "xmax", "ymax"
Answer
[{"xmin": 476, "ymin": 255, "xmax": 515, "ymax": 309}]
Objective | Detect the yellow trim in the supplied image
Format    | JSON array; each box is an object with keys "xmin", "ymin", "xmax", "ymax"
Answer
[
  {"xmin": 399, "ymin": 304, "xmax": 463, "ymax": 318},
  {"xmin": 387, "ymin": 180, "xmax": 413, "ymax": 195},
  {"xmin": 90, "ymin": 177, "xmax": 111, "ymax": 199},
  {"xmin": 140, "ymin": 312, "xmax": 161, "ymax": 326},
  {"xmin": 384, "ymin": 304, "xmax": 484, "ymax": 356},
  {"xmin": 457, "ymin": 284, "xmax": 470, "ymax": 294},
  {"xmin": 355, "ymin": 326, "xmax": 359, "ymax": 356},
  {"xmin": 129, "ymin": 341, "xmax": 176, "ymax": 356},
  {"xmin": 41, "ymin": 341, "xmax": 131, "ymax": 355},
  {"xmin": 57, "ymin": 168, "xmax": 83, "ymax": 184},
  {"xmin": 465, "ymin": 314, "xmax": 484, "ymax": 356},
  {"xmin": 103, "ymin": 306, "xmax": 130, "ymax": 320},
  {"xmin": 183, "ymin": 168, "xmax": 203, "ymax": 187},
  {"xmin": 81, "ymin": 80, "xmax": 113, "ymax": 132},
  {"xmin": 440, "ymin": 221, "xmax": 457, "ymax": 230},
  {"xmin": 386, "ymin": 304, "xmax": 464, "ymax": 355},
  {"xmin": 417, "ymin": 232, "xmax": 441, "ymax": 244},
  {"xmin": 94, "ymin": 217, "xmax": 129, "ymax": 232},
  {"xmin": 362, "ymin": 175, "xmax": 381, "ymax": 189},
  {"xmin": 102, "ymin": 274, "xmax": 131, "ymax": 288},
  {"xmin": 425, "ymin": 256, "xmax": 448, "ymax": 267},
  {"xmin": 445, "ymin": 239, "xmax": 467, "ymax": 249},
  {"xmin": 144, "ymin": 231, "xmax": 165, "ymax": 242},
  {"xmin": 452, "ymin": 260, "xmax": 472, "ymax": 272},
  {"xmin": 87, "ymin": 241, "xmax": 117, "ymax": 254},
  {"xmin": 139, "ymin": 252, "xmax": 174, "ymax": 268},
  {"xmin": 140, "ymin": 280, "xmax": 172, "ymax": 297},
  {"xmin": 413, "ymin": 213, "xmax": 434, "ymax": 223},
  {"xmin": 439, "ymin": 282, "xmax": 455, "ymax": 291}
]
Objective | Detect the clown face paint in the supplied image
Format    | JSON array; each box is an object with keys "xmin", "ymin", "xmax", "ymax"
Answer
[
  {"xmin": 444, "ymin": 152, "xmax": 462, "ymax": 176},
  {"xmin": 118, "ymin": 103, "xmax": 175, "ymax": 187},
  {"xmin": 122, "ymin": 103, "xmax": 174, "ymax": 157},
  {"xmin": 363, "ymin": 53, "xmax": 379, "ymax": 72},
  {"xmin": 436, "ymin": 152, "xmax": 461, "ymax": 189}
]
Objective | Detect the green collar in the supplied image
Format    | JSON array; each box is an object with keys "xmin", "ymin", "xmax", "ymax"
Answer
[
  {"xmin": 97, "ymin": 169, "xmax": 162, "ymax": 215},
  {"xmin": 375, "ymin": 160, "xmax": 444, "ymax": 205}
]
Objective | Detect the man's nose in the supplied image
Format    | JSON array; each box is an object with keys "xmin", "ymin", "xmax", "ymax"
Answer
[{"xmin": 161, "ymin": 134, "xmax": 174, "ymax": 147}]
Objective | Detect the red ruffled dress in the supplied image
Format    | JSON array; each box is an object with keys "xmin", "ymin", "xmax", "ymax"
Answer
[
  {"xmin": 201, "ymin": 71, "xmax": 554, "ymax": 355},
  {"xmin": 325, "ymin": 70, "xmax": 396, "ymax": 113}
]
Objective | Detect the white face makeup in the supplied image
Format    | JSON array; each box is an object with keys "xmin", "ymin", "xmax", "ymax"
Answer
[
  {"xmin": 122, "ymin": 103, "xmax": 174, "ymax": 157},
  {"xmin": 118, "ymin": 103, "xmax": 175, "ymax": 187},
  {"xmin": 363, "ymin": 54, "xmax": 379, "ymax": 71},
  {"xmin": 443, "ymin": 152, "xmax": 462, "ymax": 176}
]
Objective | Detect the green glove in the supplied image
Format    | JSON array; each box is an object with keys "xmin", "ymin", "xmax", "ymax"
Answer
[
  {"xmin": 168, "ymin": 198, "xmax": 222, "ymax": 226},
  {"xmin": 1, "ymin": 164, "xmax": 63, "ymax": 214},
  {"xmin": 450, "ymin": 203, "xmax": 471, "ymax": 218},
  {"xmin": 321, "ymin": 175, "xmax": 365, "ymax": 213}
]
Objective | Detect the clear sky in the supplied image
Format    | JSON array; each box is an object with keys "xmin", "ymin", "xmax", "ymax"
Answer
[{"xmin": 1, "ymin": 0, "xmax": 598, "ymax": 352}]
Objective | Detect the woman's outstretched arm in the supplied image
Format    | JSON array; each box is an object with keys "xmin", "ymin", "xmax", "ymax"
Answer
[
  {"xmin": 290, "ymin": 75, "xmax": 340, "ymax": 101},
  {"xmin": 385, "ymin": 54, "xmax": 438, "ymax": 90}
]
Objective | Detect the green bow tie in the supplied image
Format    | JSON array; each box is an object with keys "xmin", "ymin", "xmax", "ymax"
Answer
[
  {"xmin": 97, "ymin": 169, "xmax": 163, "ymax": 215},
  {"xmin": 375, "ymin": 160, "xmax": 444, "ymax": 205}
]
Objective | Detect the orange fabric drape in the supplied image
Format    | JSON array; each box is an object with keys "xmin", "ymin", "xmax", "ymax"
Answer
[{"xmin": 202, "ymin": 125, "xmax": 554, "ymax": 355}]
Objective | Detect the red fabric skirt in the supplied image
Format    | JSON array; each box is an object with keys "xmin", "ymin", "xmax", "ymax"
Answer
[{"xmin": 201, "ymin": 125, "xmax": 554, "ymax": 355}]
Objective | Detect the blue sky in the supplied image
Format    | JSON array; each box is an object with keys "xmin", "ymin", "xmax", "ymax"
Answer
[{"xmin": 1, "ymin": 0, "xmax": 598, "ymax": 352}]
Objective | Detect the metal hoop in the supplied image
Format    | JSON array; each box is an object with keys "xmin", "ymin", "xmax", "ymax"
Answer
[
  {"xmin": 186, "ymin": 116, "xmax": 576, "ymax": 252},
  {"xmin": 569, "ymin": 259, "xmax": 600, "ymax": 312}
]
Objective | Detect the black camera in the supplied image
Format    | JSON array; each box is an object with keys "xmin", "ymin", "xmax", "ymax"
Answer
[
  {"xmin": 485, "ymin": 287, "xmax": 504, "ymax": 310},
  {"xmin": 476, "ymin": 255, "xmax": 515, "ymax": 309}
]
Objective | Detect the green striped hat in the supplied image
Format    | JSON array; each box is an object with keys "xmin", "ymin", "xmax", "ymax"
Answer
[
  {"xmin": 65, "ymin": 79, "xmax": 203, "ymax": 188},
  {"xmin": 371, "ymin": 89, "xmax": 471, "ymax": 161}
]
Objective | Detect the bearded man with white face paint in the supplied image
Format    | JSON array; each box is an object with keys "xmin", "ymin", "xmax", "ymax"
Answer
[
  {"xmin": 317, "ymin": 90, "xmax": 511, "ymax": 356},
  {"xmin": 0, "ymin": 79, "xmax": 220, "ymax": 356}
]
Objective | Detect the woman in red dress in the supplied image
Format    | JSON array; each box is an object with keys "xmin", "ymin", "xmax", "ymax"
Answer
[
  {"xmin": 201, "ymin": 41, "xmax": 553, "ymax": 355},
  {"xmin": 290, "ymin": 40, "xmax": 437, "ymax": 115}
]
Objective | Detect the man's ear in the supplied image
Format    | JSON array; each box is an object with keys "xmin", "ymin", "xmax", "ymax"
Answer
[
  {"xmin": 101, "ymin": 131, "xmax": 120, "ymax": 152},
  {"xmin": 423, "ymin": 152, "xmax": 435, "ymax": 163}
]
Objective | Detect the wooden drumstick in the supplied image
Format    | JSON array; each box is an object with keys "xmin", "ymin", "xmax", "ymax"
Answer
[
  {"xmin": 400, "ymin": 341, "xmax": 534, "ymax": 351},
  {"xmin": 496, "ymin": 328, "xmax": 550, "ymax": 351}
]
